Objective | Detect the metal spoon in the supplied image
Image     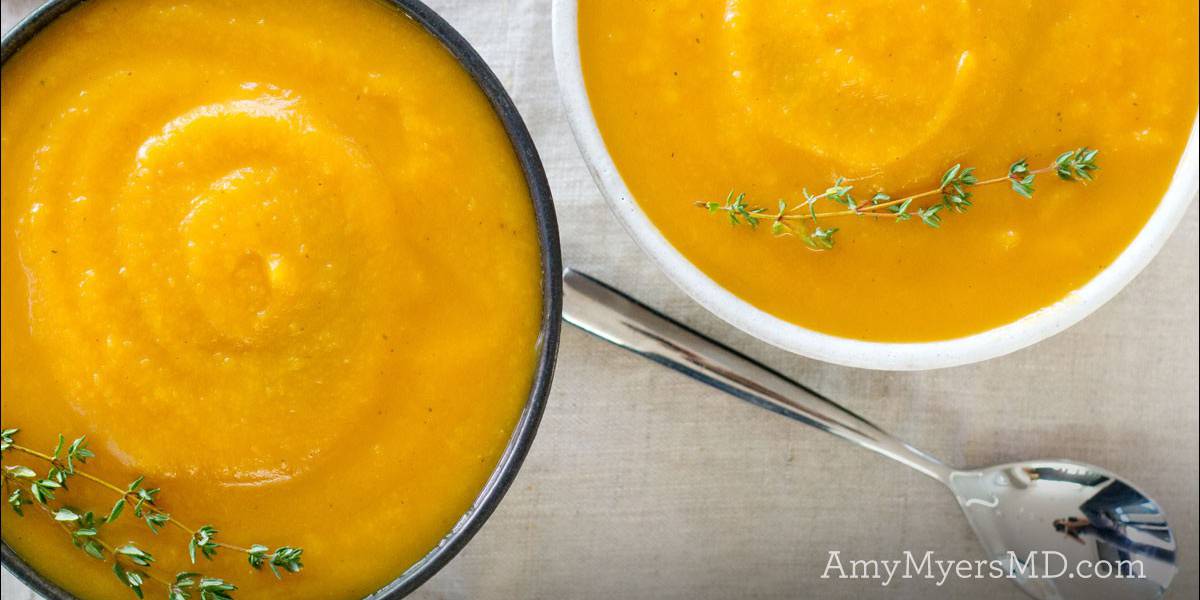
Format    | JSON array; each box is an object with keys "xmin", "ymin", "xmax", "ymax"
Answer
[{"xmin": 562, "ymin": 268, "xmax": 1176, "ymax": 600}]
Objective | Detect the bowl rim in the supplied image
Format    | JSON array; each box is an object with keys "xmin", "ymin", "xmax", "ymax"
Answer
[
  {"xmin": 0, "ymin": 0, "xmax": 563, "ymax": 598},
  {"xmin": 551, "ymin": 0, "xmax": 1199, "ymax": 371}
]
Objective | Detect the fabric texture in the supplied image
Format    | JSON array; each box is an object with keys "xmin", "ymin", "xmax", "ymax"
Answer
[{"xmin": 2, "ymin": 1, "xmax": 1197, "ymax": 599}]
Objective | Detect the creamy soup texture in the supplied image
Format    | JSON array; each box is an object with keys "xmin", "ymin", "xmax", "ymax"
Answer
[
  {"xmin": 1, "ymin": 0, "xmax": 543, "ymax": 597},
  {"xmin": 579, "ymin": 0, "xmax": 1198, "ymax": 341}
]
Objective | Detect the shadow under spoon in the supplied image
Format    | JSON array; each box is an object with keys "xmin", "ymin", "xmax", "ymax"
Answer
[{"xmin": 562, "ymin": 268, "xmax": 1176, "ymax": 600}]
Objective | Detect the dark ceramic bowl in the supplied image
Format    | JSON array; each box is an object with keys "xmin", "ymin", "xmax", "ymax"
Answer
[{"xmin": 0, "ymin": 1, "xmax": 562, "ymax": 598}]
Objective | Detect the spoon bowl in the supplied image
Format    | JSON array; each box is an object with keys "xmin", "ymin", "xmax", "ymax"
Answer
[{"xmin": 952, "ymin": 460, "xmax": 1175, "ymax": 600}]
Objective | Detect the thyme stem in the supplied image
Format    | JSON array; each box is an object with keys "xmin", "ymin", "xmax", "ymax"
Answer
[
  {"xmin": 699, "ymin": 147, "xmax": 1100, "ymax": 250},
  {"xmin": 9, "ymin": 442, "xmax": 265, "ymax": 555},
  {"xmin": 806, "ymin": 165, "xmax": 1058, "ymax": 219},
  {"xmin": 2, "ymin": 428, "xmax": 302, "ymax": 599},
  {"xmin": 2, "ymin": 468, "xmax": 185, "ymax": 598}
]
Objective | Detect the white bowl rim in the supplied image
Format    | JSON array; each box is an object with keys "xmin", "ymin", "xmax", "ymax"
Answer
[{"xmin": 551, "ymin": 0, "xmax": 1199, "ymax": 371}]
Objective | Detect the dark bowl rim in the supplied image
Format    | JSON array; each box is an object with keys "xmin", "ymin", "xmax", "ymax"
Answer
[{"xmin": 0, "ymin": 0, "xmax": 563, "ymax": 598}]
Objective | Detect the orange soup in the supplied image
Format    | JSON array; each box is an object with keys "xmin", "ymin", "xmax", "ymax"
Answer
[
  {"xmin": 1, "ymin": 0, "xmax": 543, "ymax": 598},
  {"xmin": 579, "ymin": 0, "xmax": 1198, "ymax": 341}
]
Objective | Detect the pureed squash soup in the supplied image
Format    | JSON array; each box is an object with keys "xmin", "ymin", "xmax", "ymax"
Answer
[
  {"xmin": 1, "ymin": 0, "xmax": 544, "ymax": 598},
  {"xmin": 578, "ymin": 0, "xmax": 1199, "ymax": 342}
]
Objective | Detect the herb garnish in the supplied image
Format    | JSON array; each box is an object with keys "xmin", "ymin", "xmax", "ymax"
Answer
[
  {"xmin": 1, "ymin": 428, "xmax": 303, "ymax": 599},
  {"xmin": 698, "ymin": 147, "xmax": 1100, "ymax": 250}
]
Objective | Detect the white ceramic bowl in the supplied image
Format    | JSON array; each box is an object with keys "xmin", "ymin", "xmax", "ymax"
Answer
[{"xmin": 551, "ymin": 0, "xmax": 1199, "ymax": 371}]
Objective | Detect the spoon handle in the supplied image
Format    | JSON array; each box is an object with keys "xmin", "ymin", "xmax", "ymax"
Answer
[{"xmin": 562, "ymin": 268, "xmax": 953, "ymax": 483}]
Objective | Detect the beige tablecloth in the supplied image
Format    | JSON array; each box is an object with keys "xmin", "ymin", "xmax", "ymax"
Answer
[{"xmin": 3, "ymin": 1, "xmax": 1197, "ymax": 599}]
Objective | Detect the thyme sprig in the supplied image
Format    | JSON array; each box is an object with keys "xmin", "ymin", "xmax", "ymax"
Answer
[
  {"xmin": 699, "ymin": 147, "xmax": 1100, "ymax": 250},
  {"xmin": 1, "ymin": 428, "xmax": 303, "ymax": 599}
]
